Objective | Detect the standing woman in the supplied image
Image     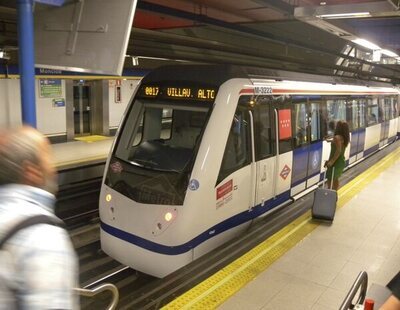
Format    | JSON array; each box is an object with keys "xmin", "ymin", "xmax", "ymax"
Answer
[{"xmin": 324, "ymin": 120, "xmax": 350, "ymax": 190}]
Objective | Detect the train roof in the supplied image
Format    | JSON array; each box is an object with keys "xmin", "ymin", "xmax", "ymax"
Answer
[{"xmin": 141, "ymin": 64, "xmax": 399, "ymax": 89}]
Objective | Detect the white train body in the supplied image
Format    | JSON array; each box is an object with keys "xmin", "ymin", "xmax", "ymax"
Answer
[{"xmin": 100, "ymin": 65, "xmax": 399, "ymax": 277}]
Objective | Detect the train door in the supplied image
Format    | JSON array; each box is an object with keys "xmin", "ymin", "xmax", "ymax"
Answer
[
  {"xmin": 265, "ymin": 96, "xmax": 293, "ymax": 205},
  {"xmin": 379, "ymin": 97, "xmax": 390, "ymax": 146},
  {"xmin": 73, "ymin": 81, "xmax": 91, "ymax": 136},
  {"xmin": 253, "ymin": 96, "xmax": 276, "ymax": 210},
  {"xmin": 347, "ymin": 97, "xmax": 366, "ymax": 161},
  {"xmin": 216, "ymin": 101, "xmax": 254, "ymax": 214},
  {"xmin": 306, "ymin": 97, "xmax": 324, "ymax": 187},
  {"xmin": 290, "ymin": 96, "xmax": 324, "ymax": 195}
]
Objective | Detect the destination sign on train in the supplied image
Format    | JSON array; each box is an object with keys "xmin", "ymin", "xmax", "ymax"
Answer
[{"xmin": 138, "ymin": 85, "xmax": 217, "ymax": 101}]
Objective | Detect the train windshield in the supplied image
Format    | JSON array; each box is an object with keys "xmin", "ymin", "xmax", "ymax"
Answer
[
  {"xmin": 115, "ymin": 100, "xmax": 209, "ymax": 172},
  {"xmin": 105, "ymin": 97, "xmax": 212, "ymax": 205}
]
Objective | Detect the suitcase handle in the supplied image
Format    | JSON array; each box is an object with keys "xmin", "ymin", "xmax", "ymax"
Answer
[{"xmin": 324, "ymin": 167, "xmax": 335, "ymax": 190}]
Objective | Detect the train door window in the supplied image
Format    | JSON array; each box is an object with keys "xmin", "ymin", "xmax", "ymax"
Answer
[
  {"xmin": 273, "ymin": 96, "xmax": 293, "ymax": 154},
  {"xmin": 387, "ymin": 97, "xmax": 395, "ymax": 120},
  {"xmin": 391, "ymin": 96, "xmax": 398, "ymax": 118},
  {"xmin": 378, "ymin": 97, "xmax": 385, "ymax": 122},
  {"xmin": 326, "ymin": 98, "xmax": 346, "ymax": 133},
  {"xmin": 309, "ymin": 97, "xmax": 323, "ymax": 142},
  {"xmin": 319, "ymin": 98, "xmax": 329, "ymax": 138},
  {"xmin": 293, "ymin": 97, "xmax": 308, "ymax": 148},
  {"xmin": 253, "ymin": 96, "xmax": 273, "ymax": 160},
  {"xmin": 380, "ymin": 97, "xmax": 389, "ymax": 121},
  {"xmin": 358, "ymin": 97, "xmax": 366, "ymax": 128},
  {"xmin": 218, "ymin": 105, "xmax": 251, "ymax": 183},
  {"xmin": 346, "ymin": 97, "xmax": 359, "ymax": 131},
  {"xmin": 367, "ymin": 96, "xmax": 379, "ymax": 126}
]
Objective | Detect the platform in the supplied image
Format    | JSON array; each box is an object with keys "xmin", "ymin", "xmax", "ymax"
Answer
[
  {"xmin": 52, "ymin": 136, "xmax": 114, "ymax": 170},
  {"xmin": 163, "ymin": 145, "xmax": 400, "ymax": 310}
]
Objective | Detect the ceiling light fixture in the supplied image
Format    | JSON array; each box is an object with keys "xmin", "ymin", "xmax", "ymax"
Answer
[
  {"xmin": 351, "ymin": 38, "xmax": 380, "ymax": 50},
  {"xmin": 316, "ymin": 12, "xmax": 371, "ymax": 19},
  {"xmin": 380, "ymin": 49, "xmax": 399, "ymax": 58}
]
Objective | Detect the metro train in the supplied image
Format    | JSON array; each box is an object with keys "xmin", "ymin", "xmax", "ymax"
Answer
[{"xmin": 100, "ymin": 65, "xmax": 400, "ymax": 277}]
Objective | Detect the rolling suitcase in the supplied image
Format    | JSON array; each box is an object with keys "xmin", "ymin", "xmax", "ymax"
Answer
[{"xmin": 312, "ymin": 168, "xmax": 337, "ymax": 221}]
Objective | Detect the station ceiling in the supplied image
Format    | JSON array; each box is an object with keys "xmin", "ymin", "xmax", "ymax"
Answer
[{"xmin": 0, "ymin": 0, "xmax": 399, "ymax": 84}]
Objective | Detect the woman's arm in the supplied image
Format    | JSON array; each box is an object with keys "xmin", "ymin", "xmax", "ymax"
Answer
[{"xmin": 326, "ymin": 135, "xmax": 343, "ymax": 168}]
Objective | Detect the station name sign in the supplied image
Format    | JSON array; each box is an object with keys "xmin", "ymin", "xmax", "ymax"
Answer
[{"xmin": 137, "ymin": 85, "xmax": 218, "ymax": 102}]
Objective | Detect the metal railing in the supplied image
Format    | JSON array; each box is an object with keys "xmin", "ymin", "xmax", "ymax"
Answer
[
  {"xmin": 339, "ymin": 271, "xmax": 368, "ymax": 310},
  {"xmin": 75, "ymin": 283, "xmax": 119, "ymax": 310}
]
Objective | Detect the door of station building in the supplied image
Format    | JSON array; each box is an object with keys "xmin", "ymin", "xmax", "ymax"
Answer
[{"xmin": 73, "ymin": 81, "xmax": 91, "ymax": 135}]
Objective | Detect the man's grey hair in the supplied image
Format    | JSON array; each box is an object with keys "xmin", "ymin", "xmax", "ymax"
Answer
[{"xmin": 0, "ymin": 129, "xmax": 42, "ymax": 185}]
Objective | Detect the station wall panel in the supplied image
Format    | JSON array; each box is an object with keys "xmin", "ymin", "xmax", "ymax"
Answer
[
  {"xmin": 0, "ymin": 79, "xmax": 22, "ymax": 128},
  {"xmin": 36, "ymin": 79, "xmax": 67, "ymax": 136}
]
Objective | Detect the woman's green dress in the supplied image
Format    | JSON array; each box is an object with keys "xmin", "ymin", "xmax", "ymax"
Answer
[{"xmin": 327, "ymin": 142, "xmax": 346, "ymax": 181}]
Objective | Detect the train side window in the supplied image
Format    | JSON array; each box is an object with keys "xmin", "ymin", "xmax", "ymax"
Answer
[
  {"xmin": 293, "ymin": 100, "xmax": 308, "ymax": 147},
  {"xmin": 218, "ymin": 107, "xmax": 251, "ymax": 183},
  {"xmin": 367, "ymin": 97, "xmax": 379, "ymax": 126},
  {"xmin": 254, "ymin": 101, "xmax": 273, "ymax": 160}
]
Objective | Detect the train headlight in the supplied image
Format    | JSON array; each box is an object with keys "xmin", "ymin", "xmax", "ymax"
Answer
[
  {"xmin": 153, "ymin": 209, "xmax": 178, "ymax": 236},
  {"xmin": 165, "ymin": 212, "xmax": 173, "ymax": 222},
  {"xmin": 106, "ymin": 194, "xmax": 112, "ymax": 202}
]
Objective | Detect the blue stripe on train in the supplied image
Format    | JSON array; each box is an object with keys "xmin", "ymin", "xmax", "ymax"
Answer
[
  {"xmin": 291, "ymin": 141, "xmax": 322, "ymax": 187},
  {"xmin": 364, "ymin": 144, "xmax": 379, "ymax": 157},
  {"xmin": 350, "ymin": 128, "xmax": 365, "ymax": 157},
  {"xmin": 101, "ymin": 190, "xmax": 291, "ymax": 255}
]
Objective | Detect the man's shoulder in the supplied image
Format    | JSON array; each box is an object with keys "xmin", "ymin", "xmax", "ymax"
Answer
[{"xmin": 0, "ymin": 208, "xmax": 69, "ymax": 252}]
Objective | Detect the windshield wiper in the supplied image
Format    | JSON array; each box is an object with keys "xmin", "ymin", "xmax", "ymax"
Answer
[{"xmin": 130, "ymin": 159, "xmax": 181, "ymax": 173}]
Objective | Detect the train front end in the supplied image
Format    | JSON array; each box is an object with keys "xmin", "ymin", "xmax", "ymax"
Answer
[{"xmin": 99, "ymin": 78, "xmax": 219, "ymax": 277}]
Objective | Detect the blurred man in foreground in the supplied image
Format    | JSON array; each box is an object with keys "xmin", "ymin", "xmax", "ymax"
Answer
[{"xmin": 0, "ymin": 126, "xmax": 79, "ymax": 309}]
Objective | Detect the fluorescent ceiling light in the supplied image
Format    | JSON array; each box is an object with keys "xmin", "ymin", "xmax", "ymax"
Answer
[
  {"xmin": 0, "ymin": 51, "xmax": 3, "ymax": 58},
  {"xmin": 316, "ymin": 12, "xmax": 371, "ymax": 19},
  {"xmin": 381, "ymin": 49, "xmax": 399, "ymax": 57},
  {"xmin": 352, "ymin": 38, "xmax": 380, "ymax": 50}
]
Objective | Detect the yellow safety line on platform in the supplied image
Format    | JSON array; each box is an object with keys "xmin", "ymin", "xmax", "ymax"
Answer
[
  {"xmin": 163, "ymin": 146, "xmax": 400, "ymax": 310},
  {"xmin": 74, "ymin": 135, "xmax": 111, "ymax": 143}
]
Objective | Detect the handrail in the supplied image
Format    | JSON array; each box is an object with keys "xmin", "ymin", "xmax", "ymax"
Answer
[
  {"xmin": 273, "ymin": 108, "xmax": 279, "ymax": 198},
  {"xmin": 248, "ymin": 110, "xmax": 256, "ymax": 210},
  {"xmin": 339, "ymin": 271, "xmax": 368, "ymax": 310},
  {"xmin": 74, "ymin": 283, "xmax": 119, "ymax": 310}
]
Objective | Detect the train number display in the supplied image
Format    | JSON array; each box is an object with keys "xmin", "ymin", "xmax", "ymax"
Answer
[{"xmin": 138, "ymin": 85, "xmax": 217, "ymax": 102}]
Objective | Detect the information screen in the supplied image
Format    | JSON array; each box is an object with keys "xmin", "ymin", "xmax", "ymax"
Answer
[{"xmin": 137, "ymin": 85, "xmax": 218, "ymax": 102}]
